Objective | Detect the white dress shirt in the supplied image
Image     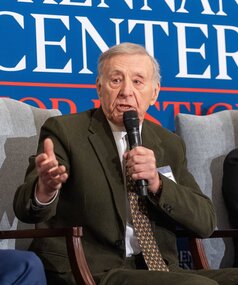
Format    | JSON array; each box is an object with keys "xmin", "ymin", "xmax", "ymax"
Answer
[{"xmin": 108, "ymin": 121, "xmax": 141, "ymax": 257}]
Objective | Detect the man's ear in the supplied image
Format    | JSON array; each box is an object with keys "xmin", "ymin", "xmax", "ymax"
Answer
[
  {"xmin": 150, "ymin": 83, "xmax": 160, "ymax": 105},
  {"xmin": 96, "ymin": 77, "xmax": 102, "ymax": 97}
]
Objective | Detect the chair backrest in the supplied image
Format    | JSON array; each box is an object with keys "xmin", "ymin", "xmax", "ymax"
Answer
[
  {"xmin": 175, "ymin": 110, "xmax": 238, "ymax": 269},
  {"xmin": 0, "ymin": 98, "xmax": 61, "ymax": 250}
]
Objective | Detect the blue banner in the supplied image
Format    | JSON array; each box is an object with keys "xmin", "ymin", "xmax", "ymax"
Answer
[{"xmin": 0, "ymin": 0, "xmax": 237, "ymax": 130}]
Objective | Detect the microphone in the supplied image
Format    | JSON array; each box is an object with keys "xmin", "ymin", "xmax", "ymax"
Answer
[{"xmin": 123, "ymin": 110, "xmax": 148, "ymax": 197}]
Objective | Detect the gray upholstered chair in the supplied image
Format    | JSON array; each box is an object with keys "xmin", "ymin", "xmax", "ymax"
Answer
[
  {"xmin": 175, "ymin": 110, "xmax": 238, "ymax": 269},
  {"xmin": 0, "ymin": 98, "xmax": 95, "ymax": 285},
  {"xmin": 0, "ymin": 98, "xmax": 61, "ymax": 247}
]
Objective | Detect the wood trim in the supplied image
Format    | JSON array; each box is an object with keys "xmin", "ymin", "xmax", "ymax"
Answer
[
  {"xmin": 176, "ymin": 228, "xmax": 238, "ymax": 269},
  {"xmin": 0, "ymin": 227, "xmax": 95, "ymax": 285}
]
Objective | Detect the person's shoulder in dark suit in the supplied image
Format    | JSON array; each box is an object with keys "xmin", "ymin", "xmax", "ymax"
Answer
[{"xmin": 222, "ymin": 148, "xmax": 238, "ymax": 228}]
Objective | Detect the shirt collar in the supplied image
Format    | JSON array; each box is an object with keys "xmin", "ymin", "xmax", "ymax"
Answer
[
  {"xmin": 108, "ymin": 120, "xmax": 127, "ymax": 141},
  {"xmin": 107, "ymin": 119, "xmax": 142, "ymax": 141}
]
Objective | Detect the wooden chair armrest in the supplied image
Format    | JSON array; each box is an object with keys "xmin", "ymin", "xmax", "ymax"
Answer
[
  {"xmin": 0, "ymin": 227, "xmax": 96, "ymax": 285},
  {"xmin": 210, "ymin": 229, "xmax": 238, "ymax": 238},
  {"xmin": 176, "ymin": 228, "xmax": 238, "ymax": 270},
  {"xmin": 176, "ymin": 228, "xmax": 238, "ymax": 239}
]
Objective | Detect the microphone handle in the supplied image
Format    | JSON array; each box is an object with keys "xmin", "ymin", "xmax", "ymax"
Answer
[
  {"xmin": 136, "ymin": 179, "xmax": 148, "ymax": 197},
  {"xmin": 127, "ymin": 129, "xmax": 142, "ymax": 148},
  {"xmin": 127, "ymin": 129, "xmax": 148, "ymax": 197}
]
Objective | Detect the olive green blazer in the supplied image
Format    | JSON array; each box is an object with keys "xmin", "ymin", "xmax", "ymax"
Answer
[{"xmin": 14, "ymin": 107, "xmax": 216, "ymax": 278}]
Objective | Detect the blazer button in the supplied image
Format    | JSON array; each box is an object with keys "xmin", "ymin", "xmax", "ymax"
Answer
[
  {"xmin": 163, "ymin": 203, "xmax": 169, "ymax": 210},
  {"xmin": 115, "ymin": 239, "xmax": 124, "ymax": 248},
  {"xmin": 163, "ymin": 203, "xmax": 173, "ymax": 213}
]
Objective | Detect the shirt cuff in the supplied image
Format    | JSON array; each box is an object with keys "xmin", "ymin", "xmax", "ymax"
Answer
[{"xmin": 34, "ymin": 185, "xmax": 59, "ymax": 206}]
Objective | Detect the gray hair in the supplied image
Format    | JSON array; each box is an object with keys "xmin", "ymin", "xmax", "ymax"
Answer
[{"xmin": 97, "ymin": 42, "xmax": 161, "ymax": 84}]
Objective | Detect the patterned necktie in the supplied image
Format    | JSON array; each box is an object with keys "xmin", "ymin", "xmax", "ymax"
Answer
[{"xmin": 127, "ymin": 171, "xmax": 169, "ymax": 271}]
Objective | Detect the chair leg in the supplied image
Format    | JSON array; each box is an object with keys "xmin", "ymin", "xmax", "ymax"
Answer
[
  {"xmin": 65, "ymin": 227, "xmax": 96, "ymax": 285},
  {"xmin": 189, "ymin": 238, "xmax": 210, "ymax": 270}
]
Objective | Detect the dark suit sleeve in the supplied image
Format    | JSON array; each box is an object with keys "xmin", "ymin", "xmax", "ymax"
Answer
[
  {"xmin": 222, "ymin": 148, "xmax": 238, "ymax": 228},
  {"xmin": 159, "ymin": 137, "xmax": 216, "ymax": 238},
  {"xmin": 144, "ymin": 124, "xmax": 217, "ymax": 238},
  {"xmin": 13, "ymin": 116, "xmax": 69, "ymax": 223}
]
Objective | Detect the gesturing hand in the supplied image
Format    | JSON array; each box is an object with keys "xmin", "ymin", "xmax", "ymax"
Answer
[{"xmin": 35, "ymin": 138, "xmax": 68, "ymax": 203}]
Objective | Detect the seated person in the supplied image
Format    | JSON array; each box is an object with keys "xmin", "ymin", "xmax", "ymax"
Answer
[
  {"xmin": 14, "ymin": 42, "xmax": 238, "ymax": 285},
  {"xmin": 222, "ymin": 148, "xmax": 238, "ymax": 267},
  {"xmin": 0, "ymin": 249, "xmax": 47, "ymax": 285}
]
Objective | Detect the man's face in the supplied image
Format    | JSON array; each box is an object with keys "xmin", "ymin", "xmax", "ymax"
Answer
[{"xmin": 96, "ymin": 54, "xmax": 160, "ymax": 127}]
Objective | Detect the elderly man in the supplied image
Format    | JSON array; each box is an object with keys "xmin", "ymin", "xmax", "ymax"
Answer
[{"xmin": 14, "ymin": 43, "xmax": 238, "ymax": 284}]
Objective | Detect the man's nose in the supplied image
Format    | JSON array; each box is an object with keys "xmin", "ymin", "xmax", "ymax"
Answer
[{"xmin": 120, "ymin": 79, "xmax": 134, "ymax": 96}]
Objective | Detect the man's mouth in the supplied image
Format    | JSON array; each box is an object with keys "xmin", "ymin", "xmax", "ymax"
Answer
[{"xmin": 117, "ymin": 104, "xmax": 135, "ymax": 112}]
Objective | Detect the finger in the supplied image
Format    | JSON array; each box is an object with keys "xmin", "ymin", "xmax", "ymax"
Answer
[
  {"xmin": 46, "ymin": 172, "xmax": 68, "ymax": 190},
  {"xmin": 126, "ymin": 154, "xmax": 151, "ymax": 169},
  {"xmin": 35, "ymin": 153, "xmax": 48, "ymax": 166},
  {"xmin": 38, "ymin": 160, "xmax": 58, "ymax": 176},
  {"xmin": 48, "ymin": 165, "xmax": 67, "ymax": 178},
  {"xmin": 44, "ymin": 138, "xmax": 55, "ymax": 159}
]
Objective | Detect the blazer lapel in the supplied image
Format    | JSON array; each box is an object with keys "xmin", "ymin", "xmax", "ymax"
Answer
[
  {"xmin": 88, "ymin": 108, "xmax": 126, "ymax": 229},
  {"xmin": 87, "ymin": 112, "xmax": 165, "ymax": 229}
]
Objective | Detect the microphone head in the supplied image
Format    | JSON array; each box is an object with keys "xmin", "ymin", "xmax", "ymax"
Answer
[
  {"xmin": 123, "ymin": 110, "xmax": 141, "ymax": 148},
  {"xmin": 123, "ymin": 110, "xmax": 139, "ymax": 132}
]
